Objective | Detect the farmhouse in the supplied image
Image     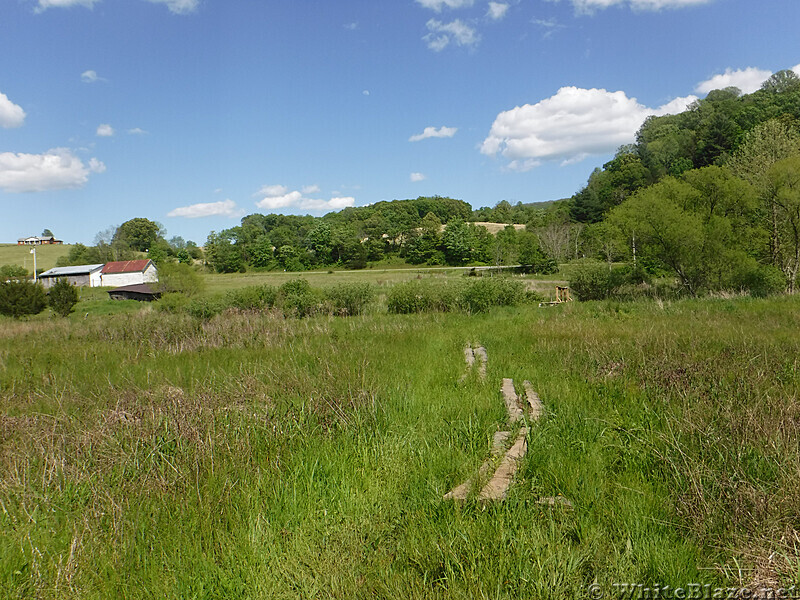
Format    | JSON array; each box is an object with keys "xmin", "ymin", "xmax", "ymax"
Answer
[
  {"xmin": 100, "ymin": 259, "xmax": 158, "ymax": 287},
  {"xmin": 37, "ymin": 264, "xmax": 104, "ymax": 289},
  {"xmin": 17, "ymin": 235, "xmax": 63, "ymax": 245}
]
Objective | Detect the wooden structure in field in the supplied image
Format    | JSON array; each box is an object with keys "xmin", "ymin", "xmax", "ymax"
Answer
[{"xmin": 539, "ymin": 285, "xmax": 572, "ymax": 307}]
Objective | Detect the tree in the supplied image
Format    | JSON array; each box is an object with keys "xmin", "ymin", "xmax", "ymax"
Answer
[
  {"xmin": 48, "ymin": 278, "xmax": 79, "ymax": 317},
  {"xmin": 760, "ymin": 70, "xmax": 800, "ymax": 94},
  {"xmin": 113, "ymin": 218, "xmax": 164, "ymax": 252},
  {"xmin": 0, "ymin": 281, "xmax": 47, "ymax": 318},
  {"xmin": 728, "ymin": 119, "xmax": 800, "ymax": 267},
  {"xmin": 442, "ymin": 219, "xmax": 474, "ymax": 265},
  {"xmin": 768, "ymin": 155, "xmax": 800, "ymax": 291},
  {"xmin": 41, "ymin": 229, "xmax": 54, "ymax": 238}
]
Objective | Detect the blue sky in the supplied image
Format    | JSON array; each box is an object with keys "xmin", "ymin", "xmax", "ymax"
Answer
[{"xmin": 1, "ymin": 0, "xmax": 798, "ymax": 245}]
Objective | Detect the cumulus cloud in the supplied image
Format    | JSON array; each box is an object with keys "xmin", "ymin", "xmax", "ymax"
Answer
[
  {"xmin": 0, "ymin": 148, "xmax": 105, "ymax": 193},
  {"xmin": 0, "ymin": 92, "xmax": 25, "ymax": 129},
  {"xmin": 487, "ymin": 2, "xmax": 509, "ymax": 20},
  {"xmin": 35, "ymin": 0, "xmax": 99, "ymax": 12},
  {"xmin": 556, "ymin": 0, "xmax": 711, "ymax": 13},
  {"xmin": 302, "ymin": 184, "xmax": 321, "ymax": 194},
  {"xmin": 695, "ymin": 67, "xmax": 774, "ymax": 95},
  {"xmin": 409, "ymin": 126, "xmax": 458, "ymax": 142},
  {"xmin": 424, "ymin": 19, "xmax": 479, "ymax": 51},
  {"xmin": 255, "ymin": 185, "xmax": 355, "ymax": 213},
  {"xmin": 416, "ymin": 0, "xmax": 475, "ymax": 11},
  {"xmin": 145, "ymin": 0, "xmax": 198, "ymax": 14},
  {"xmin": 481, "ymin": 86, "xmax": 697, "ymax": 170},
  {"xmin": 96, "ymin": 123, "xmax": 114, "ymax": 137},
  {"xmin": 167, "ymin": 199, "xmax": 243, "ymax": 219},
  {"xmin": 410, "ymin": 172, "xmax": 427, "ymax": 182}
]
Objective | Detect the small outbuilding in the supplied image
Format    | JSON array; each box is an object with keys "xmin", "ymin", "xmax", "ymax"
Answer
[
  {"xmin": 100, "ymin": 259, "xmax": 158, "ymax": 287},
  {"xmin": 37, "ymin": 264, "xmax": 104, "ymax": 289},
  {"xmin": 107, "ymin": 283, "xmax": 161, "ymax": 302}
]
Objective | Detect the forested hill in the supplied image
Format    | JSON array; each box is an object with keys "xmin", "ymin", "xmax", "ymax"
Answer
[{"xmin": 570, "ymin": 69, "xmax": 800, "ymax": 223}]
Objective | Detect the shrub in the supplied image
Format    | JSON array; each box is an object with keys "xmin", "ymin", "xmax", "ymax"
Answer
[
  {"xmin": 325, "ymin": 283, "xmax": 375, "ymax": 316},
  {"xmin": 0, "ymin": 281, "xmax": 47, "ymax": 318},
  {"xmin": 459, "ymin": 278, "xmax": 497, "ymax": 313},
  {"xmin": 278, "ymin": 279, "xmax": 319, "ymax": 318},
  {"xmin": 737, "ymin": 264, "xmax": 786, "ymax": 298},
  {"xmin": 568, "ymin": 259, "xmax": 616, "ymax": 301},
  {"xmin": 226, "ymin": 285, "xmax": 278, "ymax": 310},
  {"xmin": 0, "ymin": 264, "xmax": 28, "ymax": 280},
  {"xmin": 157, "ymin": 263, "xmax": 205, "ymax": 297},
  {"xmin": 48, "ymin": 278, "xmax": 79, "ymax": 317},
  {"xmin": 186, "ymin": 296, "xmax": 225, "ymax": 320},
  {"xmin": 156, "ymin": 292, "xmax": 191, "ymax": 314},
  {"xmin": 386, "ymin": 280, "xmax": 460, "ymax": 314}
]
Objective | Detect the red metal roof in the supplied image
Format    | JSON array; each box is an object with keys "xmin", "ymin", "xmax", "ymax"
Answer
[{"xmin": 101, "ymin": 259, "xmax": 152, "ymax": 274}]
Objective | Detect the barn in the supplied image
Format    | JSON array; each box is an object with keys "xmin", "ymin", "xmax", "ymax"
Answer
[
  {"xmin": 37, "ymin": 264, "xmax": 104, "ymax": 289},
  {"xmin": 100, "ymin": 260, "xmax": 158, "ymax": 287}
]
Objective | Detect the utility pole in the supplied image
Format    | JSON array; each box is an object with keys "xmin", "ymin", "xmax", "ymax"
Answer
[{"xmin": 30, "ymin": 247, "xmax": 37, "ymax": 282}]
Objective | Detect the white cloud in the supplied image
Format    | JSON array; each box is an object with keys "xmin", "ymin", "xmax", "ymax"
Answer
[
  {"xmin": 487, "ymin": 2, "xmax": 509, "ymax": 20},
  {"xmin": 362, "ymin": 90, "xmax": 370, "ymax": 96},
  {"xmin": 695, "ymin": 67, "xmax": 774, "ymax": 95},
  {"xmin": 302, "ymin": 184, "xmax": 321, "ymax": 194},
  {"xmin": 0, "ymin": 92, "xmax": 25, "ymax": 129},
  {"xmin": 35, "ymin": 0, "xmax": 100, "ymax": 12},
  {"xmin": 410, "ymin": 172, "xmax": 427, "ymax": 182},
  {"xmin": 167, "ymin": 199, "xmax": 243, "ymax": 219},
  {"xmin": 255, "ymin": 185, "xmax": 355, "ymax": 213},
  {"xmin": 424, "ymin": 19, "xmax": 479, "ymax": 51},
  {"xmin": 416, "ymin": 0, "xmax": 475, "ymax": 11},
  {"xmin": 0, "ymin": 148, "xmax": 105, "ymax": 193},
  {"xmin": 96, "ymin": 123, "xmax": 114, "ymax": 137},
  {"xmin": 558, "ymin": 0, "xmax": 711, "ymax": 13},
  {"xmin": 145, "ymin": 0, "xmax": 199, "ymax": 14},
  {"xmin": 80, "ymin": 70, "xmax": 106, "ymax": 83},
  {"xmin": 481, "ymin": 86, "xmax": 698, "ymax": 170},
  {"xmin": 794, "ymin": 64, "xmax": 800, "ymax": 76},
  {"xmin": 409, "ymin": 125, "xmax": 458, "ymax": 142},
  {"xmin": 127, "ymin": 127, "xmax": 147, "ymax": 135}
]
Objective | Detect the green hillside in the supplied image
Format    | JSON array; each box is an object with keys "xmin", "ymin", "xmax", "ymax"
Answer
[{"xmin": 0, "ymin": 243, "xmax": 73, "ymax": 273}]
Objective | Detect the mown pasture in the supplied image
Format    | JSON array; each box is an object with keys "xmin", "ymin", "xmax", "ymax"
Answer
[{"xmin": 1, "ymin": 290, "xmax": 799, "ymax": 598}]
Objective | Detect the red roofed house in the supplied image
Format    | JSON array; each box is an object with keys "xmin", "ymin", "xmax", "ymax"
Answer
[{"xmin": 100, "ymin": 259, "xmax": 158, "ymax": 287}]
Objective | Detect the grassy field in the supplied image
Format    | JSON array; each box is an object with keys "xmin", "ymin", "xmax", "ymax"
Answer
[
  {"xmin": 1, "ymin": 292, "xmax": 799, "ymax": 598},
  {"xmin": 0, "ymin": 244, "xmax": 72, "ymax": 273},
  {"xmin": 202, "ymin": 267, "xmax": 567, "ymax": 299}
]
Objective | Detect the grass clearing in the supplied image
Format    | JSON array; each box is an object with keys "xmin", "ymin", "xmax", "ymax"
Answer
[
  {"xmin": 0, "ymin": 244, "xmax": 73, "ymax": 273},
  {"xmin": 1, "ymin": 295, "xmax": 798, "ymax": 597}
]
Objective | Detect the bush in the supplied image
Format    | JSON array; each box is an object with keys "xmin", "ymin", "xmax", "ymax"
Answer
[
  {"xmin": 737, "ymin": 264, "xmax": 786, "ymax": 298},
  {"xmin": 568, "ymin": 259, "xmax": 617, "ymax": 301},
  {"xmin": 386, "ymin": 280, "xmax": 461, "ymax": 314},
  {"xmin": 325, "ymin": 283, "xmax": 375, "ymax": 316},
  {"xmin": 0, "ymin": 264, "xmax": 28, "ymax": 280},
  {"xmin": 156, "ymin": 292, "xmax": 191, "ymax": 314},
  {"xmin": 48, "ymin": 278, "xmax": 79, "ymax": 317},
  {"xmin": 225, "ymin": 285, "xmax": 278, "ymax": 310},
  {"xmin": 278, "ymin": 279, "xmax": 319, "ymax": 318},
  {"xmin": 0, "ymin": 281, "xmax": 47, "ymax": 318},
  {"xmin": 457, "ymin": 277, "xmax": 524, "ymax": 313},
  {"xmin": 157, "ymin": 263, "xmax": 205, "ymax": 297},
  {"xmin": 186, "ymin": 296, "xmax": 226, "ymax": 320}
]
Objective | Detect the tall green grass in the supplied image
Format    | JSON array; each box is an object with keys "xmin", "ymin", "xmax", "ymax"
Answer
[{"xmin": 1, "ymin": 296, "xmax": 798, "ymax": 597}]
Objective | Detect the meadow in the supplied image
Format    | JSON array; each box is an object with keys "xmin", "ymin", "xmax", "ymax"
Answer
[
  {"xmin": 1, "ymin": 282, "xmax": 799, "ymax": 598},
  {"xmin": 0, "ymin": 244, "xmax": 72, "ymax": 274}
]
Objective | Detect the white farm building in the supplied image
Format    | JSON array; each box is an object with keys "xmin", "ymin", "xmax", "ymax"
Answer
[
  {"xmin": 37, "ymin": 264, "xmax": 104, "ymax": 289},
  {"xmin": 100, "ymin": 260, "xmax": 158, "ymax": 287}
]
